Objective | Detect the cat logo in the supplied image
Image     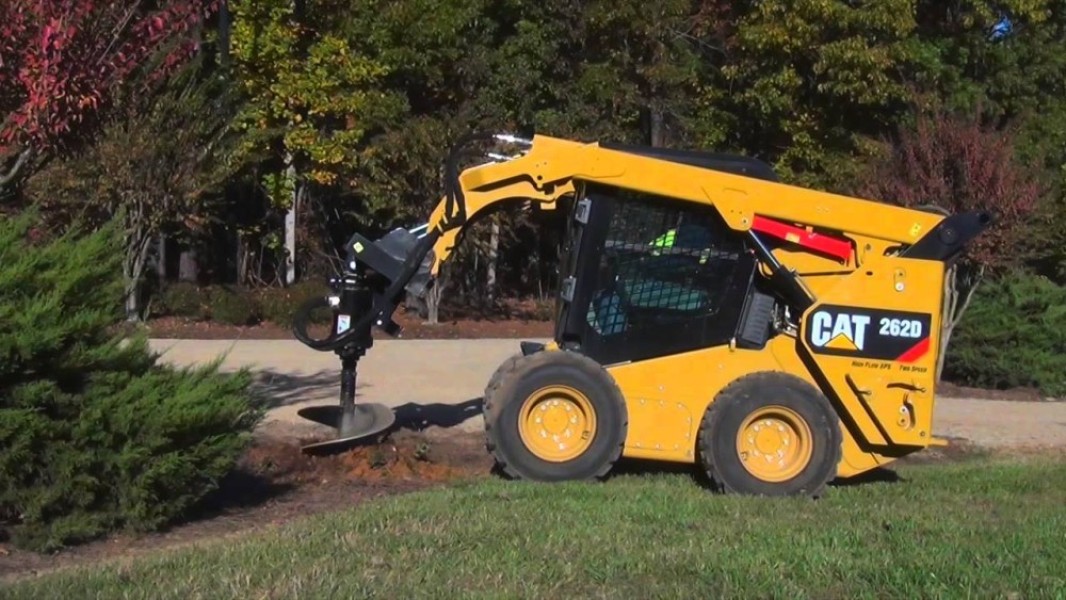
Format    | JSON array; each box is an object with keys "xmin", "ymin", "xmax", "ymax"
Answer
[{"xmin": 809, "ymin": 310, "xmax": 870, "ymax": 352}]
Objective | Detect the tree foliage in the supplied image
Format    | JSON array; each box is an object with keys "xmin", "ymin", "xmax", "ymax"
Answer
[
  {"xmin": 0, "ymin": 0, "xmax": 217, "ymax": 192},
  {"xmin": 228, "ymin": 0, "xmax": 403, "ymax": 191},
  {"xmin": 5, "ymin": 0, "xmax": 1065, "ymax": 391},
  {"xmin": 23, "ymin": 60, "xmax": 240, "ymax": 320},
  {"xmin": 944, "ymin": 270, "xmax": 1066, "ymax": 397},
  {"xmin": 693, "ymin": 0, "xmax": 928, "ymax": 188}
]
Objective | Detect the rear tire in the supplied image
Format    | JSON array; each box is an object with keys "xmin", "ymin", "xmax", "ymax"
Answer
[
  {"xmin": 697, "ymin": 371, "xmax": 842, "ymax": 497},
  {"xmin": 484, "ymin": 351, "xmax": 627, "ymax": 482}
]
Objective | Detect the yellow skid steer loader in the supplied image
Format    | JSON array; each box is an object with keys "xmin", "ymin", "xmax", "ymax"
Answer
[{"xmin": 292, "ymin": 132, "xmax": 992, "ymax": 497}]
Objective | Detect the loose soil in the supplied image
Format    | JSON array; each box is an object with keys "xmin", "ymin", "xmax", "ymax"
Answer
[{"xmin": 936, "ymin": 381, "xmax": 1051, "ymax": 402}]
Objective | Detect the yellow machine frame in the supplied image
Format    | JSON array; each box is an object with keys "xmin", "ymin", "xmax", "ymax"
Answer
[{"xmin": 313, "ymin": 132, "xmax": 992, "ymax": 492}]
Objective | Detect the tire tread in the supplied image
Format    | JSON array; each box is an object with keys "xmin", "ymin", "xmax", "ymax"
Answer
[{"xmin": 483, "ymin": 350, "xmax": 627, "ymax": 481}]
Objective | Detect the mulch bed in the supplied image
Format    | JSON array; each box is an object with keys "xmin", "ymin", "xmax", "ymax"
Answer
[{"xmin": 936, "ymin": 381, "xmax": 1053, "ymax": 402}]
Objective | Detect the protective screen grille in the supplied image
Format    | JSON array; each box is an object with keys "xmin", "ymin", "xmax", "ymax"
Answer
[{"xmin": 584, "ymin": 190, "xmax": 747, "ymax": 337}]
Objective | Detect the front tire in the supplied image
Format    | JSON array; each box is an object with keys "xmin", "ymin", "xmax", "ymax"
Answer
[
  {"xmin": 483, "ymin": 351, "xmax": 627, "ymax": 482},
  {"xmin": 697, "ymin": 371, "xmax": 842, "ymax": 497}
]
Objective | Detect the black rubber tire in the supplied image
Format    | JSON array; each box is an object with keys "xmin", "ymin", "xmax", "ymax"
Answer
[
  {"xmin": 484, "ymin": 353, "xmax": 523, "ymax": 395},
  {"xmin": 697, "ymin": 371, "xmax": 842, "ymax": 498},
  {"xmin": 483, "ymin": 350, "xmax": 628, "ymax": 482}
]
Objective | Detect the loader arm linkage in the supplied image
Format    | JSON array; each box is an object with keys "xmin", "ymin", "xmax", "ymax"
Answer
[{"xmin": 291, "ymin": 131, "xmax": 992, "ymax": 461}]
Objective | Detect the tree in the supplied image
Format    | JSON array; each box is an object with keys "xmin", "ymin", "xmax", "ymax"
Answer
[
  {"xmin": 855, "ymin": 107, "xmax": 1044, "ymax": 379},
  {"xmin": 913, "ymin": 0, "xmax": 1066, "ymax": 282},
  {"xmin": 23, "ymin": 62, "xmax": 239, "ymax": 321},
  {"xmin": 227, "ymin": 0, "xmax": 404, "ymax": 285},
  {"xmin": 0, "ymin": 0, "xmax": 218, "ymax": 196},
  {"xmin": 693, "ymin": 0, "xmax": 933, "ymax": 189}
]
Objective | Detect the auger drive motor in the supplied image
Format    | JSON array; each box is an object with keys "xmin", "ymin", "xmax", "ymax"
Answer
[{"xmin": 292, "ymin": 132, "xmax": 992, "ymax": 496}]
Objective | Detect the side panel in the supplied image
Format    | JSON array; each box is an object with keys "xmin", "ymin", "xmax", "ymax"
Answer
[
  {"xmin": 606, "ymin": 344, "xmax": 787, "ymax": 463},
  {"xmin": 797, "ymin": 256, "xmax": 946, "ymax": 450}
]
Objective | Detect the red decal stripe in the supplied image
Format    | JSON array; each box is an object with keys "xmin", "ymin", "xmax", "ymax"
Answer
[
  {"xmin": 897, "ymin": 337, "xmax": 931, "ymax": 364},
  {"xmin": 751, "ymin": 216, "xmax": 853, "ymax": 263}
]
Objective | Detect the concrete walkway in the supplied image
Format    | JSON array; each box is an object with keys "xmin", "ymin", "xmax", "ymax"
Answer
[{"xmin": 148, "ymin": 339, "xmax": 1066, "ymax": 451}]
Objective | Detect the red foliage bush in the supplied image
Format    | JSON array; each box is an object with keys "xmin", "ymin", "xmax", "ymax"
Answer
[
  {"xmin": 856, "ymin": 109, "xmax": 1045, "ymax": 270},
  {"xmin": 0, "ymin": 0, "xmax": 218, "ymax": 186}
]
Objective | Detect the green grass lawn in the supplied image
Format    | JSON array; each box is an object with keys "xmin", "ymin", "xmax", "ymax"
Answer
[{"xmin": 5, "ymin": 457, "xmax": 1066, "ymax": 599}]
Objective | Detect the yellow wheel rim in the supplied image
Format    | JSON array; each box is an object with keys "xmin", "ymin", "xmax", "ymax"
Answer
[
  {"xmin": 518, "ymin": 385, "xmax": 597, "ymax": 462},
  {"xmin": 735, "ymin": 406, "xmax": 813, "ymax": 482}
]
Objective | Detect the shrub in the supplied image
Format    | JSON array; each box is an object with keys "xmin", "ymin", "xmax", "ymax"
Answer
[
  {"xmin": 258, "ymin": 280, "xmax": 332, "ymax": 326},
  {"xmin": 206, "ymin": 285, "xmax": 260, "ymax": 326},
  {"xmin": 943, "ymin": 271, "xmax": 1066, "ymax": 397},
  {"xmin": 160, "ymin": 281, "xmax": 206, "ymax": 318},
  {"xmin": 0, "ymin": 211, "xmax": 263, "ymax": 552}
]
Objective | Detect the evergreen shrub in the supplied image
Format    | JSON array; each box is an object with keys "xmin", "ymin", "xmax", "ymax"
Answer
[
  {"xmin": 944, "ymin": 271, "xmax": 1066, "ymax": 397},
  {"xmin": 0, "ymin": 211, "xmax": 262, "ymax": 552}
]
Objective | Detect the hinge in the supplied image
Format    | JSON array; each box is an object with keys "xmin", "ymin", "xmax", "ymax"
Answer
[
  {"xmin": 574, "ymin": 198, "xmax": 591, "ymax": 224},
  {"xmin": 560, "ymin": 276, "xmax": 576, "ymax": 302}
]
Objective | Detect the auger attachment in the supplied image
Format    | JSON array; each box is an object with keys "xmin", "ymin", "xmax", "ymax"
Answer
[
  {"xmin": 291, "ymin": 223, "xmax": 437, "ymax": 453},
  {"xmin": 289, "ymin": 131, "xmax": 537, "ymax": 453},
  {"xmin": 289, "ymin": 270, "xmax": 392, "ymax": 452}
]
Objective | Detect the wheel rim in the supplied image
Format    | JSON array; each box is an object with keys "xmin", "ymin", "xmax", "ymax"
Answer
[
  {"xmin": 518, "ymin": 385, "xmax": 597, "ymax": 462},
  {"xmin": 735, "ymin": 405, "xmax": 813, "ymax": 482}
]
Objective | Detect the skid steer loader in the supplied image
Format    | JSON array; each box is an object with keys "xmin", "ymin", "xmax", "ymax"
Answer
[{"xmin": 292, "ymin": 132, "xmax": 992, "ymax": 497}]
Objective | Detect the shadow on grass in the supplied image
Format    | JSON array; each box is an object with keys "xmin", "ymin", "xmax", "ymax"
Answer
[
  {"xmin": 830, "ymin": 467, "xmax": 904, "ymax": 488},
  {"xmin": 247, "ymin": 372, "xmax": 486, "ymax": 433}
]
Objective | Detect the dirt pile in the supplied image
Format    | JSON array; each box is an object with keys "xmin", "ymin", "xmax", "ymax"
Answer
[{"xmin": 243, "ymin": 430, "xmax": 493, "ymax": 486}]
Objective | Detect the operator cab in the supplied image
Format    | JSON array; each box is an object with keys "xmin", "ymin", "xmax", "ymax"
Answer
[{"xmin": 553, "ymin": 180, "xmax": 778, "ymax": 366}]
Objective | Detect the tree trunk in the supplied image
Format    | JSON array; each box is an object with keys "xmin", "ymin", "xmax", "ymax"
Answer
[
  {"xmin": 649, "ymin": 106, "xmax": 665, "ymax": 148},
  {"xmin": 124, "ymin": 229, "xmax": 153, "ymax": 322},
  {"xmin": 425, "ymin": 268, "xmax": 448, "ymax": 325},
  {"xmin": 0, "ymin": 147, "xmax": 33, "ymax": 190},
  {"xmin": 178, "ymin": 248, "xmax": 198, "ymax": 282},
  {"xmin": 284, "ymin": 160, "xmax": 298, "ymax": 286},
  {"xmin": 156, "ymin": 235, "xmax": 167, "ymax": 279},
  {"xmin": 236, "ymin": 230, "xmax": 249, "ymax": 285},
  {"xmin": 936, "ymin": 263, "xmax": 984, "ymax": 381},
  {"xmin": 426, "ymin": 284, "xmax": 443, "ymax": 325},
  {"xmin": 487, "ymin": 216, "xmax": 499, "ymax": 303}
]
